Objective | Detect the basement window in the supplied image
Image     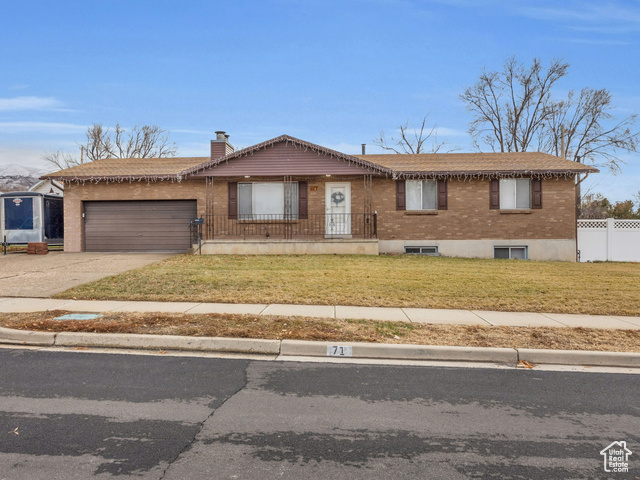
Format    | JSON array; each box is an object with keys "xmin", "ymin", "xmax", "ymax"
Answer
[
  {"xmin": 494, "ymin": 246, "xmax": 528, "ymax": 260},
  {"xmin": 404, "ymin": 246, "xmax": 439, "ymax": 255}
]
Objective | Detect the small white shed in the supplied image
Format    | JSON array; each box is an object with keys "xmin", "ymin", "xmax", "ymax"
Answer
[{"xmin": 29, "ymin": 179, "xmax": 64, "ymax": 196}]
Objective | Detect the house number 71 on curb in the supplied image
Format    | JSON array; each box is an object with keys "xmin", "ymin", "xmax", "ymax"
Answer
[{"xmin": 327, "ymin": 345, "xmax": 353, "ymax": 357}]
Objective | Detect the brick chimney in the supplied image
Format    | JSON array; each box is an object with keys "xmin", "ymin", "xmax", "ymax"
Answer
[{"xmin": 210, "ymin": 131, "xmax": 234, "ymax": 159}]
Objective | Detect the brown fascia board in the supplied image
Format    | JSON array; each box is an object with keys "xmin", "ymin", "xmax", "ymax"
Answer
[
  {"xmin": 179, "ymin": 134, "xmax": 393, "ymax": 177},
  {"xmin": 392, "ymin": 167, "xmax": 599, "ymax": 179},
  {"xmin": 40, "ymin": 174, "xmax": 181, "ymax": 182}
]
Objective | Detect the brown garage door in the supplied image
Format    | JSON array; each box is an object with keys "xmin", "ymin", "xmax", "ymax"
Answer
[{"xmin": 84, "ymin": 200, "xmax": 197, "ymax": 252}]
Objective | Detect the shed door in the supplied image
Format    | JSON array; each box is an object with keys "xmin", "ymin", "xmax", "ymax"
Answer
[{"xmin": 84, "ymin": 200, "xmax": 197, "ymax": 252}]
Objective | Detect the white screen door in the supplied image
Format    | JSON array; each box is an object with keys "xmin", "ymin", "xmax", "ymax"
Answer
[{"xmin": 325, "ymin": 183, "xmax": 351, "ymax": 236}]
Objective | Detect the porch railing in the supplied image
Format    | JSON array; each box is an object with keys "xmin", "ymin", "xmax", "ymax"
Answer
[{"xmin": 204, "ymin": 213, "xmax": 377, "ymax": 240}]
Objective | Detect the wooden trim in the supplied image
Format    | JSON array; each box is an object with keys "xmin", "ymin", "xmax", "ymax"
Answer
[
  {"xmin": 298, "ymin": 181, "xmax": 308, "ymax": 219},
  {"xmin": 499, "ymin": 209, "xmax": 532, "ymax": 214},
  {"xmin": 228, "ymin": 182, "xmax": 238, "ymax": 219},
  {"xmin": 437, "ymin": 179, "xmax": 448, "ymax": 210},
  {"xmin": 531, "ymin": 178, "xmax": 542, "ymax": 209},
  {"xmin": 489, "ymin": 179, "xmax": 500, "ymax": 209},
  {"xmin": 396, "ymin": 181, "xmax": 406, "ymax": 211}
]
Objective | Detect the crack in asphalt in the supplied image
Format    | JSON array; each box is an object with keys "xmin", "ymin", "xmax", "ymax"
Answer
[{"xmin": 157, "ymin": 362, "xmax": 251, "ymax": 480}]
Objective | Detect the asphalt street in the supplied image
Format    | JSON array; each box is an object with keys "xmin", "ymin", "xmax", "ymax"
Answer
[{"xmin": 0, "ymin": 348, "xmax": 638, "ymax": 479}]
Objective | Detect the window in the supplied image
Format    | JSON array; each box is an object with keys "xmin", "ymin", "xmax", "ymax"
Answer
[
  {"xmin": 404, "ymin": 246, "xmax": 439, "ymax": 255},
  {"xmin": 494, "ymin": 246, "xmax": 528, "ymax": 260},
  {"xmin": 238, "ymin": 182, "xmax": 298, "ymax": 219},
  {"xmin": 499, "ymin": 179, "xmax": 530, "ymax": 209},
  {"xmin": 406, "ymin": 179, "xmax": 437, "ymax": 210},
  {"xmin": 3, "ymin": 197, "xmax": 34, "ymax": 230}
]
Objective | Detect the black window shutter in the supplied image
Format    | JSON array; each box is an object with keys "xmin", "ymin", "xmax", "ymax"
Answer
[
  {"xmin": 228, "ymin": 182, "xmax": 238, "ymax": 219},
  {"xmin": 531, "ymin": 178, "xmax": 542, "ymax": 209},
  {"xmin": 437, "ymin": 179, "xmax": 448, "ymax": 210},
  {"xmin": 489, "ymin": 179, "xmax": 500, "ymax": 209},
  {"xmin": 396, "ymin": 181, "xmax": 406, "ymax": 211},
  {"xmin": 298, "ymin": 181, "xmax": 308, "ymax": 219}
]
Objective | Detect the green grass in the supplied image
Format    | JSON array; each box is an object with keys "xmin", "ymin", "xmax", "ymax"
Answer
[{"xmin": 56, "ymin": 254, "xmax": 640, "ymax": 316}]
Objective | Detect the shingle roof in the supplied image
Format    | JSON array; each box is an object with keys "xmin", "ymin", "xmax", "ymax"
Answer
[
  {"xmin": 354, "ymin": 152, "xmax": 598, "ymax": 177},
  {"xmin": 42, "ymin": 143, "xmax": 598, "ymax": 182},
  {"xmin": 42, "ymin": 157, "xmax": 208, "ymax": 181}
]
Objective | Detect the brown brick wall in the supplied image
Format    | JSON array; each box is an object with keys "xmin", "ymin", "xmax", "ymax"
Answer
[
  {"xmin": 207, "ymin": 176, "xmax": 368, "ymax": 238},
  {"xmin": 64, "ymin": 175, "xmax": 576, "ymax": 251},
  {"xmin": 63, "ymin": 180, "xmax": 207, "ymax": 252},
  {"xmin": 208, "ymin": 176, "xmax": 368, "ymax": 216},
  {"xmin": 372, "ymin": 177, "xmax": 576, "ymax": 240}
]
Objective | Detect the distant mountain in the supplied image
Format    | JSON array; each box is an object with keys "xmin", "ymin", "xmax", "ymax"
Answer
[{"xmin": 0, "ymin": 164, "xmax": 48, "ymax": 192}]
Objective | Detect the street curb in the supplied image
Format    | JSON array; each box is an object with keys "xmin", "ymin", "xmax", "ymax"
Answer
[
  {"xmin": 0, "ymin": 326, "xmax": 56, "ymax": 346},
  {"xmin": 54, "ymin": 332, "xmax": 281, "ymax": 354},
  {"xmin": 518, "ymin": 348, "xmax": 640, "ymax": 368},
  {"xmin": 280, "ymin": 340, "xmax": 518, "ymax": 363},
  {"xmin": 1, "ymin": 327, "xmax": 639, "ymax": 367}
]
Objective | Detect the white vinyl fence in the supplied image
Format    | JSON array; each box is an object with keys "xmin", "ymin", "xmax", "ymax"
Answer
[{"xmin": 577, "ymin": 218, "xmax": 640, "ymax": 262}]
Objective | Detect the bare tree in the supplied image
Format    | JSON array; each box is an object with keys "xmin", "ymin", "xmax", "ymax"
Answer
[
  {"xmin": 460, "ymin": 56, "xmax": 639, "ymax": 181},
  {"xmin": 541, "ymin": 88, "xmax": 638, "ymax": 174},
  {"xmin": 43, "ymin": 123, "xmax": 178, "ymax": 170},
  {"xmin": 373, "ymin": 115, "xmax": 456, "ymax": 154},
  {"xmin": 461, "ymin": 57, "xmax": 568, "ymax": 153},
  {"xmin": 42, "ymin": 150, "xmax": 80, "ymax": 170}
]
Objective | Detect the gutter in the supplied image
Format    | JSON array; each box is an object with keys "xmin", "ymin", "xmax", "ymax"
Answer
[{"xmin": 2, "ymin": 327, "xmax": 639, "ymax": 368}]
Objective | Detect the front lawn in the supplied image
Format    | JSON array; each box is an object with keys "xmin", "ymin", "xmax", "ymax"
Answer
[{"xmin": 55, "ymin": 255, "xmax": 640, "ymax": 316}]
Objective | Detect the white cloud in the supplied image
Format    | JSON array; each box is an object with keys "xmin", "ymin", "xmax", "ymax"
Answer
[
  {"xmin": 565, "ymin": 37, "xmax": 631, "ymax": 46},
  {"xmin": 0, "ymin": 146, "xmax": 50, "ymax": 169},
  {"xmin": 430, "ymin": 127, "xmax": 468, "ymax": 138},
  {"xmin": 172, "ymin": 128, "xmax": 217, "ymax": 136},
  {"xmin": 398, "ymin": 126, "xmax": 467, "ymax": 139},
  {"xmin": 0, "ymin": 122, "xmax": 87, "ymax": 134},
  {"xmin": 516, "ymin": 2, "xmax": 640, "ymax": 33},
  {"xmin": 0, "ymin": 96, "xmax": 65, "ymax": 111}
]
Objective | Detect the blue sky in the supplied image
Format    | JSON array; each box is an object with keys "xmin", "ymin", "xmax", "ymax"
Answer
[{"xmin": 1, "ymin": 0, "xmax": 639, "ymax": 201}]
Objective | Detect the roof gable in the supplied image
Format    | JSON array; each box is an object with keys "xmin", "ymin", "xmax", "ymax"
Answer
[{"xmin": 181, "ymin": 135, "xmax": 392, "ymax": 177}]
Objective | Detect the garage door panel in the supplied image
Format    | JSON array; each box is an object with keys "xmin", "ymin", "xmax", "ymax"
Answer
[
  {"xmin": 86, "ymin": 222, "xmax": 191, "ymax": 229},
  {"xmin": 84, "ymin": 200, "xmax": 197, "ymax": 252},
  {"xmin": 86, "ymin": 233, "xmax": 192, "ymax": 239}
]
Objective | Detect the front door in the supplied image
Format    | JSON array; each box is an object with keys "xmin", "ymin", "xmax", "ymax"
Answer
[{"xmin": 325, "ymin": 182, "xmax": 351, "ymax": 237}]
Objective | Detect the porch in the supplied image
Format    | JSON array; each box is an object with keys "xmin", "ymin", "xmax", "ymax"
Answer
[{"xmin": 194, "ymin": 213, "xmax": 379, "ymax": 255}]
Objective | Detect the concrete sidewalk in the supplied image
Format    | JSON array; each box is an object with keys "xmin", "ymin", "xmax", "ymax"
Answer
[{"xmin": 1, "ymin": 296, "xmax": 639, "ymax": 330}]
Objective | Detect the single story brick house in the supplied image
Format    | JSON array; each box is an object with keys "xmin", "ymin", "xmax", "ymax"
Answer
[{"xmin": 42, "ymin": 132, "xmax": 597, "ymax": 260}]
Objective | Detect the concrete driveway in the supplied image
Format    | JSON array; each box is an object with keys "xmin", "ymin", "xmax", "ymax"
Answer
[{"xmin": 0, "ymin": 252, "xmax": 175, "ymax": 298}]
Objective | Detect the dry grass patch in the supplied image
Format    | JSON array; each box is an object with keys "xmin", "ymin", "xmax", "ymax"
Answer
[
  {"xmin": 55, "ymin": 255, "xmax": 640, "ymax": 316},
  {"xmin": 2, "ymin": 311, "xmax": 640, "ymax": 352}
]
